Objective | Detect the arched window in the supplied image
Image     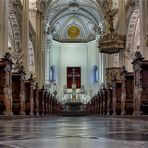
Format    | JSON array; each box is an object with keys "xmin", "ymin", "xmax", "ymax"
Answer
[
  {"xmin": 94, "ymin": 66, "xmax": 99, "ymax": 82},
  {"xmin": 92, "ymin": 65, "xmax": 99, "ymax": 84},
  {"xmin": 50, "ymin": 65, "xmax": 54, "ymax": 81}
]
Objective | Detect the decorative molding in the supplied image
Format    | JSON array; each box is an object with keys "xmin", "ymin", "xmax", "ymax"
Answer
[
  {"xmin": 125, "ymin": 9, "xmax": 140, "ymax": 59},
  {"xmin": 9, "ymin": 1, "xmax": 21, "ymax": 50},
  {"xmin": 29, "ymin": 1, "xmax": 37, "ymax": 16}
]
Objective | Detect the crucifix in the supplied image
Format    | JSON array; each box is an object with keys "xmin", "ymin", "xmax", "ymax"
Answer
[
  {"xmin": 67, "ymin": 68, "xmax": 80, "ymax": 86},
  {"xmin": 67, "ymin": 68, "xmax": 80, "ymax": 102}
]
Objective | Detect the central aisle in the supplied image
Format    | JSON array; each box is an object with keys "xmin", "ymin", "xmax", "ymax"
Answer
[{"xmin": 0, "ymin": 117, "xmax": 148, "ymax": 148}]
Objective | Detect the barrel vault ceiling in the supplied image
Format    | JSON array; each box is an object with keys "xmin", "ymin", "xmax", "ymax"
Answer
[{"xmin": 45, "ymin": 0, "xmax": 104, "ymax": 43}]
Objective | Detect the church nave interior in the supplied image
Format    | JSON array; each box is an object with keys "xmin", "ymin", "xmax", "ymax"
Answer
[{"xmin": 0, "ymin": 0, "xmax": 148, "ymax": 148}]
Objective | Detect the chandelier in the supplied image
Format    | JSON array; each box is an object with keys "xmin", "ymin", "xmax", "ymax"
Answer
[{"xmin": 99, "ymin": 5, "xmax": 126, "ymax": 54}]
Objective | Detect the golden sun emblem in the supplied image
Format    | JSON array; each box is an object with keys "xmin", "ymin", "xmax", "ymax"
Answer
[{"xmin": 68, "ymin": 25, "xmax": 80, "ymax": 39}]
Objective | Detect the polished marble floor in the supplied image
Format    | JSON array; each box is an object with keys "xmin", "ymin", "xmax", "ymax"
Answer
[{"xmin": 0, "ymin": 117, "xmax": 148, "ymax": 148}]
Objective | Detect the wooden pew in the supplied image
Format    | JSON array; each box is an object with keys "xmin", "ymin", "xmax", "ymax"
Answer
[
  {"xmin": 57, "ymin": 100, "xmax": 61, "ymax": 115},
  {"xmin": 102, "ymin": 86, "xmax": 107, "ymax": 115},
  {"xmin": 112, "ymin": 77, "xmax": 122, "ymax": 115},
  {"xmin": 25, "ymin": 74, "xmax": 34, "ymax": 115},
  {"xmin": 57, "ymin": 101, "xmax": 60, "ymax": 115},
  {"xmin": 44, "ymin": 89, "xmax": 48, "ymax": 115},
  {"xmin": 121, "ymin": 66, "xmax": 134, "ymax": 115},
  {"xmin": 38, "ymin": 86, "xmax": 45, "ymax": 116},
  {"xmin": 91, "ymin": 96, "xmax": 95, "ymax": 115},
  {"xmin": 106, "ymin": 85, "xmax": 113, "ymax": 115},
  {"xmin": 52, "ymin": 97, "xmax": 55, "ymax": 115},
  {"xmin": 54, "ymin": 99, "xmax": 58, "ymax": 115},
  {"xmin": 132, "ymin": 52, "xmax": 148, "ymax": 115},
  {"xmin": 0, "ymin": 53, "xmax": 13, "ymax": 115},
  {"xmin": 33, "ymin": 83, "xmax": 39, "ymax": 116},
  {"xmin": 12, "ymin": 68, "xmax": 26, "ymax": 115},
  {"xmin": 98, "ymin": 91, "xmax": 101, "ymax": 115},
  {"xmin": 93, "ymin": 95, "xmax": 96, "ymax": 115},
  {"xmin": 96, "ymin": 92, "xmax": 100, "ymax": 115},
  {"xmin": 48, "ymin": 93, "xmax": 52, "ymax": 115},
  {"xmin": 89, "ymin": 100, "xmax": 92, "ymax": 115},
  {"xmin": 88, "ymin": 98, "xmax": 92, "ymax": 115},
  {"xmin": 100, "ymin": 89, "xmax": 103, "ymax": 115},
  {"xmin": 86, "ymin": 101, "xmax": 91, "ymax": 116},
  {"xmin": 46, "ymin": 92, "xmax": 50, "ymax": 116}
]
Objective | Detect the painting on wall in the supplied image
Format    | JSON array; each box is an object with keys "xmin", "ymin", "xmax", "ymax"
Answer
[{"xmin": 67, "ymin": 67, "xmax": 81, "ymax": 89}]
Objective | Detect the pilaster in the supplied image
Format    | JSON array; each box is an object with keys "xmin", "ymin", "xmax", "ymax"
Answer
[
  {"xmin": 140, "ymin": 0, "xmax": 148, "ymax": 58},
  {"xmin": 0, "ymin": 0, "xmax": 9, "ymax": 58},
  {"xmin": 21, "ymin": 0, "xmax": 29, "ymax": 73},
  {"xmin": 36, "ymin": 0, "xmax": 45, "ymax": 87}
]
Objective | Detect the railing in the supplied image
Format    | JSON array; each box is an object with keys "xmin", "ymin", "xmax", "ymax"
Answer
[{"xmin": 60, "ymin": 94, "xmax": 91, "ymax": 104}]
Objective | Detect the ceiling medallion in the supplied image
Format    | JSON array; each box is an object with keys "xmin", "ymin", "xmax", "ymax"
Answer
[
  {"xmin": 99, "ymin": 4, "xmax": 126, "ymax": 54},
  {"xmin": 67, "ymin": 25, "xmax": 80, "ymax": 39}
]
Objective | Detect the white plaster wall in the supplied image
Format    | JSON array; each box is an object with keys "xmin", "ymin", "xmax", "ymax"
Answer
[
  {"xmin": 60, "ymin": 43, "xmax": 87, "ymax": 94},
  {"xmin": 50, "ymin": 40, "xmax": 61, "ymax": 84},
  {"xmin": 50, "ymin": 40, "xmax": 99, "ymax": 98}
]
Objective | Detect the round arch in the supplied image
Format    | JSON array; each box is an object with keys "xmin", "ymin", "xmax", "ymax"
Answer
[
  {"xmin": 126, "ymin": 9, "xmax": 140, "ymax": 55},
  {"xmin": 124, "ymin": 8, "xmax": 140, "ymax": 71}
]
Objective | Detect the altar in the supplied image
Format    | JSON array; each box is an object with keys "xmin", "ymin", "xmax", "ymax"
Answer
[
  {"xmin": 61, "ymin": 102, "xmax": 86, "ymax": 116},
  {"xmin": 66, "ymin": 102, "xmax": 83, "ymax": 112},
  {"xmin": 61, "ymin": 67, "xmax": 87, "ymax": 116}
]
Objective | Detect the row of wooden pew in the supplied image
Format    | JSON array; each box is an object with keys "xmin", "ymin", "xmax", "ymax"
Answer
[
  {"xmin": 86, "ymin": 52, "xmax": 148, "ymax": 115},
  {"xmin": 0, "ymin": 52, "xmax": 62, "ymax": 116}
]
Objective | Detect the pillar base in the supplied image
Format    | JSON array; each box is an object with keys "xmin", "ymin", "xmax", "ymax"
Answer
[
  {"xmin": 36, "ymin": 112, "xmax": 39, "ymax": 116},
  {"xmin": 3, "ymin": 111, "xmax": 13, "ymax": 116},
  {"xmin": 19, "ymin": 111, "xmax": 26, "ymax": 115},
  {"xmin": 121, "ymin": 111, "xmax": 126, "ymax": 115},
  {"xmin": 133, "ymin": 111, "xmax": 142, "ymax": 115},
  {"xmin": 29, "ymin": 112, "xmax": 34, "ymax": 116},
  {"xmin": 113, "ymin": 112, "xmax": 117, "ymax": 115},
  {"xmin": 107, "ymin": 112, "xmax": 110, "ymax": 115}
]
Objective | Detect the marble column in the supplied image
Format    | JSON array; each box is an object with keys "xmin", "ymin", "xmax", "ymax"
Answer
[
  {"xmin": 21, "ymin": 0, "xmax": 29, "ymax": 73},
  {"xmin": 140, "ymin": 0, "xmax": 148, "ymax": 58},
  {"xmin": 0, "ymin": 0, "xmax": 9, "ymax": 58}
]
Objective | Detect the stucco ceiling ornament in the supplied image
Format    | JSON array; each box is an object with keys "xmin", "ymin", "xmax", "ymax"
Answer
[
  {"xmin": 99, "ymin": 0, "xmax": 126, "ymax": 54},
  {"xmin": 67, "ymin": 25, "xmax": 80, "ymax": 39},
  {"xmin": 45, "ymin": 0, "xmax": 104, "ymax": 42}
]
